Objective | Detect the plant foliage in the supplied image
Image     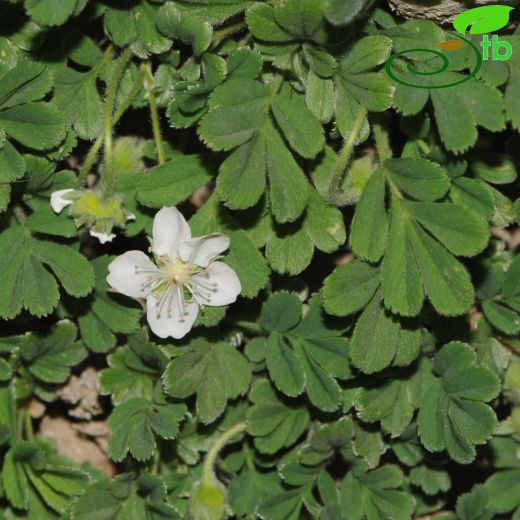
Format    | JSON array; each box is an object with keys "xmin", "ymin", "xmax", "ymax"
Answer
[{"xmin": 0, "ymin": 0, "xmax": 519, "ymax": 519}]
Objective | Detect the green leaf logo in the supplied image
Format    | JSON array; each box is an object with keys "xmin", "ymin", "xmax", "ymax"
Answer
[{"xmin": 453, "ymin": 5, "xmax": 514, "ymax": 35}]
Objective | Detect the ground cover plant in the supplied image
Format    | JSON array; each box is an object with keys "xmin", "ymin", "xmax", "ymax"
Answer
[{"xmin": 0, "ymin": 0, "xmax": 519, "ymax": 518}]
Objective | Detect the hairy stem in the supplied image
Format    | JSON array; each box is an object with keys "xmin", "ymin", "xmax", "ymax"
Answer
[
  {"xmin": 372, "ymin": 115, "xmax": 392, "ymax": 163},
  {"xmin": 142, "ymin": 64, "xmax": 165, "ymax": 165},
  {"xmin": 327, "ymin": 107, "xmax": 368, "ymax": 207},
  {"xmin": 77, "ymin": 66, "xmax": 145, "ymax": 187},
  {"xmin": 202, "ymin": 421, "xmax": 247, "ymax": 486},
  {"xmin": 102, "ymin": 47, "xmax": 133, "ymax": 198}
]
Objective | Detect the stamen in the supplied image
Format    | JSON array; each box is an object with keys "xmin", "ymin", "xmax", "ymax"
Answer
[
  {"xmin": 176, "ymin": 286, "xmax": 188, "ymax": 322},
  {"xmin": 165, "ymin": 285, "xmax": 175, "ymax": 319},
  {"xmin": 186, "ymin": 284, "xmax": 205, "ymax": 308},
  {"xmin": 155, "ymin": 286, "xmax": 172, "ymax": 319}
]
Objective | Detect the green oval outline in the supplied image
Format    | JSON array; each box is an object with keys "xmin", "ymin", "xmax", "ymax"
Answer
[{"xmin": 384, "ymin": 34, "xmax": 483, "ymax": 89}]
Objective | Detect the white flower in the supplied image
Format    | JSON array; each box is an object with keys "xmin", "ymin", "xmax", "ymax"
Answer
[
  {"xmin": 89, "ymin": 230, "xmax": 116, "ymax": 244},
  {"xmin": 50, "ymin": 188, "xmax": 76, "ymax": 213},
  {"xmin": 106, "ymin": 207, "xmax": 241, "ymax": 339},
  {"xmin": 50, "ymin": 189, "xmax": 133, "ymax": 244}
]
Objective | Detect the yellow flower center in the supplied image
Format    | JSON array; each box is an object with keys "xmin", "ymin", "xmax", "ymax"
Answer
[{"xmin": 162, "ymin": 259, "xmax": 193, "ymax": 285}]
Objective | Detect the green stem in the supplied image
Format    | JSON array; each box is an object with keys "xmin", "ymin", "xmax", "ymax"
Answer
[
  {"xmin": 417, "ymin": 139, "xmax": 431, "ymax": 155},
  {"xmin": 327, "ymin": 107, "xmax": 368, "ymax": 207},
  {"xmin": 16, "ymin": 406, "xmax": 23, "ymax": 439},
  {"xmin": 372, "ymin": 116, "xmax": 392, "ymax": 163},
  {"xmin": 102, "ymin": 47, "xmax": 133, "ymax": 199},
  {"xmin": 24, "ymin": 408, "xmax": 34, "ymax": 442},
  {"xmin": 77, "ymin": 66, "xmax": 145, "ymax": 187},
  {"xmin": 243, "ymin": 442, "xmax": 254, "ymax": 473},
  {"xmin": 202, "ymin": 422, "xmax": 247, "ymax": 486},
  {"xmin": 142, "ymin": 64, "xmax": 165, "ymax": 165},
  {"xmin": 211, "ymin": 20, "xmax": 246, "ymax": 47},
  {"xmin": 234, "ymin": 320, "xmax": 263, "ymax": 334}
]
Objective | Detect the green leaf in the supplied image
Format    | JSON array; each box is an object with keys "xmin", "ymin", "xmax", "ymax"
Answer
[
  {"xmin": 273, "ymin": 0, "xmax": 323, "ymax": 39},
  {"xmin": 198, "ymin": 79, "xmax": 269, "ymax": 151},
  {"xmin": 324, "ymin": 0, "xmax": 367, "ymax": 25},
  {"xmin": 0, "ymin": 227, "xmax": 94, "ymax": 319},
  {"xmin": 260, "ymin": 294, "xmax": 351, "ymax": 410},
  {"xmin": 265, "ymin": 221, "xmax": 314, "ymax": 275},
  {"xmin": 340, "ymin": 465, "xmax": 415, "ymax": 520},
  {"xmin": 404, "ymin": 201, "xmax": 489, "ymax": 256},
  {"xmin": 350, "ymin": 168, "xmax": 388, "ymax": 262},
  {"xmin": 482, "ymin": 300, "xmax": 520, "ymax": 335},
  {"xmin": 485, "ymin": 469, "xmax": 520, "ymax": 514},
  {"xmin": 246, "ymin": 3, "xmax": 294, "ymax": 43},
  {"xmin": 100, "ymin": 331, "xmax": 167, "ymax": 405},
  {"xmin": 53, "ymin": 69, "xmax": 103, "ymax": 140},
  {"xmin": 108, "ymin": 398, "xmax": 186, "ymax": 461},
  {"xmin": 471, "ymin": 152, "xmax": 517, "ymax": 185},
  {"xmin": 3, "ymin": 447, "xmax": 28, "ymax": 509},
  {"xmin": 322, "ymin": 259, "xmax": 380, "ymax": 317},
  {"xmin": 32, "ymin": 239, "xmax": 95, "ymax": 298},
  {"xmin": 4, "ymin": 441, "xmax": 89, "ymax": 513},
  {"xmin": 73, "ymin": 475, "xmax": 179, "ymax": 520},
  {"xmin": 306, "ymin": 72, "xmax": 334, "ymax": 123},
  {"xmin": 417, "ymin": 342, "xmax": 500, "ymax": 463},
  {"xmin": 303, "ymin": 188, "xmax": 346, "ymax": 253},
  {"xmin": 24, "ymin": 0, "xmax": 77, "ymax": 26},
  {"xmin": 260, "ymin": 292, "xmax": 302, "ymax": 333},
  {"xmin": 227, "ymin": 48, "xmax": 263, "ymax": 80},
  {"xmin": 294, "ymin": 339, "xmax": 342, "ymax": 411},
  {"xmin": 408, "ymin": 220, "xmax": 475, "ymax": 316},
  {"xmin": 216, "ymin": 132, "xmax": 266, "ymax": 210},
  {"xmin": 381, "ymin": 202, "xmax": 424, "ymax": 317},
  {"xmin": 384, "ymin": 158, "xmax": 450, "ymax": 202},
  {"xmin": 137, "ymin": 155, "xmax": 213, "ymax": 208},
  {"xmin": 163, "ymin": 341, "xmax": 251, "ymax": 424},
  {"xmin": 247, "ymin": 378, "xmax": 309, "ymax": 454},
  {"xmin": 450, "ymin": 177, "xmax": 495, "ymax": 221},
  {"xmin": 19, "ymin": 320, "xmax": 86, "ymax": 386},
  {"xmin": 0, "ymin": 141, "xmax": 25, "ymax": 212},
  {"xmin": 409, "ymin": 464, "xmax": 450, "ymax": 496},
  {"xmin": 0, "ymin": 62, "xmax": 52, "ymax": 109},
  {"xmin": 456, "ymin": 485, "xmax": 493, "ymax": 520},
  {"xmin": 336, "ymin": 36, "xmax": 394, "ymax": 112},
  {"xmin": 355, "ymin": 360, "xmax": 429, "ymax": 435},
  {"xmin": 303, "ymin": 45, "xmax": 336, "ymax": 78},
  {"xmin": 265, "ymin": 332, "xmax": 305, "ymax": 397},
  {"xmin": 157, "ymin": 3, "xmax": 212, "ymax": 56},
  {"xmin": 264, "ymin": 120, "xmax": 309, "ymax": 223},
  {"xmin": 350, "ymin": 291, "xmax": 421, "ymax": 373},
  {"xmin": 132, "ymin": 2, "xmax": 172, "ymax": 55},
  {"xmin": 271, "ymin": 93, "xmax": 324, "ymax": 159},
  {"xmin": 0, "ymin": 102, "xmax": 66, "ymax": 150}
]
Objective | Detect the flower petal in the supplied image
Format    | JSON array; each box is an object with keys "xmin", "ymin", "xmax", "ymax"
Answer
[
  {"xmin": 152, "ymin": 207, "xmax": 191, "ymax": 259},
  {"xmin": 90, "ymin": 230, "xmax": 116, "ymax": 244},
  {"xmin": 146, "ymin": 294, "xmax": 199, "ymax": 339},
  {"xmin": 50, "ymin": 189, "xmax": 74, "ymax": 213},
  {"xmin": 107, "ymin": 251, "xmax": 159, "ymax": 299},
  {"xmin": 190, "ymin": 261, "xmax": 241, "ymax": 306},
  {"xmin": 179, "ymin": 233, "xmax": 230, "ymax": 268}
]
